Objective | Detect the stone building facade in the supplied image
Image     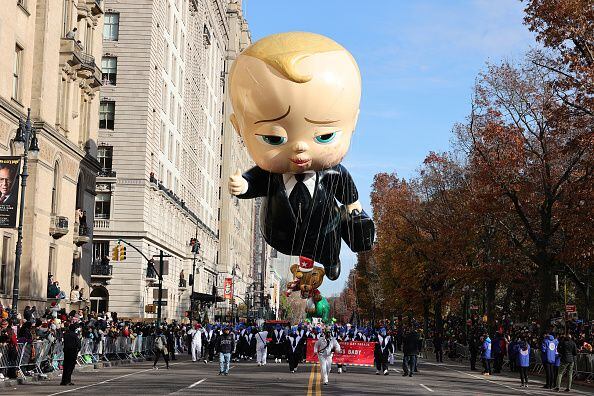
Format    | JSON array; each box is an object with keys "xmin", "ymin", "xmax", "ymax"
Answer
[
  {"xmin": 0, "ymin": 0, "xmax": 104, "ymax": 311},
  {"xmin": 93, "ymin": 0, "xmax": 253, "ymax": 321}
]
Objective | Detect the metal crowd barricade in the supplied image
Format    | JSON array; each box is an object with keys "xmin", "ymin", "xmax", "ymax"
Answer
[
  {"xmin": 0, "ymin": 343, "xmax": 20, "ymax": 374},
  {"xmin": 455, "ymin": 343, "xmax": 469, "ymax": 362},
  {"xmin": 530, "ymin": 348, "xmax": 543, "ymax": 374},
  {"xmin": 574, "ymin": 353, "xmax": 593, "ymax": 381},
  {"xmin": 32, "ymin": 340, "xmax": 53, "ymax": 374}
]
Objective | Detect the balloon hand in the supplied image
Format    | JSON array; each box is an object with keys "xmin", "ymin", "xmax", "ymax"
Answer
[
  {"xmin": 228, "ymin": 169, "xmax": 248, "ymax": 196},
  {"xmin": 346, "ymin": 200, "xmax": 362, "ymax": 214}
]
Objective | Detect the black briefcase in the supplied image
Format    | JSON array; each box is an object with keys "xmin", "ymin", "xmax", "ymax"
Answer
[{"xmin": 340, "ymin": 207, "xmax": 375, "ymax": 252}]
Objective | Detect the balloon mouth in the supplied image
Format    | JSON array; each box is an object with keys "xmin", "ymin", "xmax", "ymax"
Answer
[{"xmin": 290, "ymin": 158, "xmax": 311, "ymax": 167}]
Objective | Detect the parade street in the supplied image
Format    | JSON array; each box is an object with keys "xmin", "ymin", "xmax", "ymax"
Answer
[{"xmin": 4, "ymin": 355, "xmax": 592, "ymax": 396}]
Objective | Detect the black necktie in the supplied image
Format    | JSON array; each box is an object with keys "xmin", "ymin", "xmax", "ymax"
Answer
[{"xmin": 289, "ymin": 173, "xmax": 311, "ymax": 217}]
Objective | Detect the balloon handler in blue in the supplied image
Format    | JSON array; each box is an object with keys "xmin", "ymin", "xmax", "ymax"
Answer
[
  {"xmin": 285, "ymin": 256, "xmax": 330, "ymax": 323},
  {"xmin": 228, "ymin": 32, "xmax": 374, "ymax": 282}
]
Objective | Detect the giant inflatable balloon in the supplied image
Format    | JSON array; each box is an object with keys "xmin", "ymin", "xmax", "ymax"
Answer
[{"xmin": 228, "ymin": 32, "xmax": 374, "ymax": 281}]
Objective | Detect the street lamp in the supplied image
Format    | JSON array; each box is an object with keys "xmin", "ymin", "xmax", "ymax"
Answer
[{"xmin": 11, "ymin": 108, "xmax": 40, "ymax": 314}]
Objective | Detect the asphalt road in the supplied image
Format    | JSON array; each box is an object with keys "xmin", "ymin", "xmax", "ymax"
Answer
[{"xmin": 4, "ymin": 354, "xmax": 593, "ymax": 395}]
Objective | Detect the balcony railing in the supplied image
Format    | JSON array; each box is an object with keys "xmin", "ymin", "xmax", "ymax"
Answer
[
  {"xmin": 91, "ymin": 264, "xmax": 113, "ymax": 277},
  {"xmin": 79, "ymin": 52, "xmax": 96, "ymax": 70},
  {"xmin": 73, "ymin": 222, "xmax": 90, "ymax": 246},
  {"xmin": 98, "ymin": 169, "xmax": 116, "ymax": 178},
  {"xmin": 50, "ymin": 215, "xmax": 69, "ymax": 239},
  {"xmin": 94, "ymin": 218, "xmax": 111, "ymax": 229}
]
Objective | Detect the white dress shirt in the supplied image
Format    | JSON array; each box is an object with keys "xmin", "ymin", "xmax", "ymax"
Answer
[{"xmin": 283, "ymin": 171, "xmax": 316, "ymax": 197}]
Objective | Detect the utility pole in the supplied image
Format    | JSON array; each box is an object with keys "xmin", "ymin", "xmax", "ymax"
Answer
[
  {"xmin": 154, "ymin": 249, "xmax": 171, "ymax": 327},
  {"xmin": 189, "ymin": 229, "xmax": 199, "ymax": 325}
]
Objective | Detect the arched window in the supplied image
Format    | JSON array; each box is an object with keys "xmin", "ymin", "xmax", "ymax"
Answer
[{"xmin": 90, "ymin": 286, "xmax": 109, "ymax": 314}]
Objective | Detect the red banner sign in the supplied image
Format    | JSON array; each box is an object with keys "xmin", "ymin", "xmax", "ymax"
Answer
[
  {"xmin": 305, "ymin": 339, "xmax": 375, "ymax": 366},
  {"xmin": 223, "ymin": 277, "xmax": 233, "ymax": 300},
  {"xmin": 565, "ymin": 305, "xmax": 576, "ymax": 313}
]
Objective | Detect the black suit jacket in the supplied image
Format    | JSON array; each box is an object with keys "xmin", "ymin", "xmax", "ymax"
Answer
[{"xmin": 238, "ymin": 164, "xmax": 358, "ymax": 268}]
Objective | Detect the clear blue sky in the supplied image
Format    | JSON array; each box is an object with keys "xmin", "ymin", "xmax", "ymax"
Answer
[{"xmin": 242, "ymin": 0, "xmax": 535, "ymax": 295}]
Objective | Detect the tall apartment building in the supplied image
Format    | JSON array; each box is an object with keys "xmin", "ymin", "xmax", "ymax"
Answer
[
  {"xmin": 0, "ymin": 0, "xmax": 104, "ymax": 310},
  {"xmin": 94, "ymin": 0, "xmax": 253, "ymax": 321},
  {"xmin": 216, "ymin": 0, "xmax": 254, "ymax": 320}
]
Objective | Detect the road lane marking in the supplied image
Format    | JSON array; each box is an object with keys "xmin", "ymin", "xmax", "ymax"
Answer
[
  {"xmin": 315, "ymin": 363, "xmax": 321, "ymax": 396},
  {"xmin": 47, "ymin": 361, "xmax": 194, "ymax": 396},
  {"xmin": 419, "ymin": 384, "xmax": 434, "ymax": 392},
  {"xmin": 306, "ymin": 363, "xmax": 315, "ymax": 396},
  {"xmin": 47, "ymin": 367, "xmax": 154, "ymax": 396},
  {"xmin": 189, "ymin": 378, "xmax": 206, "ymax": 388}
]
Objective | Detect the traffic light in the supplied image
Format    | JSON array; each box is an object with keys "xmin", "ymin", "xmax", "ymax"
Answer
[
  {"xmin": 119, "ymin": 246, "xmax": 126, "ymax": 261},
  {"xmin": 190, "ymin": 238, "xmax": 201, "ymax": 253},
  {"xmin": 111, "ymin": 245, "xmax": 120, "ymax": 261},
  {"xmin": 188, "ymin": 274, "xmax": 194, "ymax": 286}
]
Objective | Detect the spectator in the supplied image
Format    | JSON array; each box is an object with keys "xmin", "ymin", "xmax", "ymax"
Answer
[
  {"xmin": 481, "ymin": 334, "xmax": 492, "ymax": 376},
  {"xmin": 402, "ymin": 328, "xmax": 419, "ymax": 377},
  {"xmin": 65, "ymin": 27, "xmax": 77, "ymax": 39},
  {"xmin": 516, "ymin": 337, "xmax": 530, "ymax": 388},
  {"xmin": 70, "ymin": 285, "xmax": 80, "ymax": 301},
  {"xmin": 555, "ymin": 335, "xmax": 578, "ymax": 392}
]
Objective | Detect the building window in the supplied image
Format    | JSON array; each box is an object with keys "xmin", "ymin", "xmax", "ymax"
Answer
[
  {"xmin": 98, "ymin": 146, "xmax": 113, "ymax": 172},
  {"xmin": 0, "ymin": 236, "xmax": 10, "ymax": 293},
  {"xmin": 160, "ymin": 121, "xmax": 166, "ymax": 152},
  {"xmin": 93, "ymin": 241, "xmax": 110, "ymax": 261},
  {"xmin": 101, "ymin": 56, "xmax": 117, "ymax": 85},
  {"xmin": 48, "ymin": 245, "xmax": 56, "ymax": 280},
  {"xmin": 13, "ymin": 45, "xmax": 23, "ymax": 101},
  {"xmin": 103, "ymin": 13, "xmax": 120, "ymax": 41},
  {"xmin": 168, "ymin": 133, "xmax": 174, "ymax": 161},
  {"xmin": 99, "ymin": 101, "xmax": 115, "ymax": 130},
  {"xmin": 95, "ymin": 192, "xmax": 111, "ymax": 219}
]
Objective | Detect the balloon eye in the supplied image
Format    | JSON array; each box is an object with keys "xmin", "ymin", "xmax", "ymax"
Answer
[
  {"xmin": 314, "ymin": 132, "xmax": 337, "ymax": 144},
  {"xmin": 258, "ymin": 135, "xmax": 287, "ymax": 146}
]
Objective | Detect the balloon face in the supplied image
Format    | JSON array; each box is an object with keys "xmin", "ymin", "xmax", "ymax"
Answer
[{"xmin": 230, "ymin": 36, "xmax": 361, "ymax": 174}]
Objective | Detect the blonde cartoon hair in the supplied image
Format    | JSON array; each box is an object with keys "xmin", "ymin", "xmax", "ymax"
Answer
[{"xmin": 240, "ymin": 31, "xmax": 353, "ymax": 83}]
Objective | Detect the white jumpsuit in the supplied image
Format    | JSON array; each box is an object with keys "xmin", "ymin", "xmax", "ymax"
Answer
[
  {"xmin": 314, "ymin": 336, "xmax": 342, "ymax": 384},
  {"xmin": 188, "ymin": 328, "xmax": 202, "ymax": 361},
  {"xmin": 256, "ymin": 330, "xmax": 268, "ymax": 365}
]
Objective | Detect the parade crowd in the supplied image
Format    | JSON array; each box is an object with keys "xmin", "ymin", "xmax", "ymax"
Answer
[{"xmin": 1, "ymin": 301, "xmax": 593, "ymax": 391}]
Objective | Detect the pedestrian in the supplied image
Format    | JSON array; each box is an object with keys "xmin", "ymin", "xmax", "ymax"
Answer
[
  {"xmin": 555, "ymin": 334, "xmax": 577, "ymax": 392},
  {"xmin": 202, "ymin": 324, "xmax": 216, "ymax": 363},
  {"xmin": 60, "ymin": 324, "xmax": 81, "ymax": 385},
  {"xmin": 469, "ymin": 333, "xmax": 479, "ymax": 371},
  {"xmin": 374, "ymin": 327, "xmax": 394, "ymax": 375},
  {"xmin": 188, "ymin": 323, "xmax": 202, "ymax": 362},
  {"xmin": 314, "ymin": 329, "xmax": 341, "ymax": 385},
  {"xmin": 153, "ymin": 328, "xmax": 170, "ymax": 369},
  {"xmin": 433, "ymin": 332, "xmax": 444, "ymax": 363},
  {"xmin": 402, "ymin": 327, "xmax": 419, "ymax": 377},
  {"xmin": 216, "ymin": 326, "xmax": 235, "ymax": 376},
  {"xmin": 166, "ymin": 328, "xmax": 176, "ymax": 360},
  {"xmin": 255, "ymin": 326, "xmax": 268, "ymax": 366},
  {"xmin": 516, "ymin": 338, "xmax": 530, "ymax": 388},
  {"xmin": 271, "ymin": 324, "xmax": 286, "ymax": 363},
  {"xmin": 542, "ymin": 332, "xmax": 558, "ymax": 389},
  {"xmin": 508, "ymin": 336, "xmax": 517, "ymax": 373},
  {"xmin": 286, "ymin": 327, "xmax": 302, "ymax": 373},
  {"xmin": 481, "ymin": 334, "xmax": 492, "ymax": 376}
]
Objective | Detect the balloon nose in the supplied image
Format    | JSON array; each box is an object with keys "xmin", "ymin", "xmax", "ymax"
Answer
[{"xmin": 293, "ymin": 141, "xmax": 309, "ymax": 153}]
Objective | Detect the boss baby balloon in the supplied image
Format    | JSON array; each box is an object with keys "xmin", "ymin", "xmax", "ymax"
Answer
[{"xmin": 228, "ymin": 32, "xmax": 374, "ymax": 281}]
